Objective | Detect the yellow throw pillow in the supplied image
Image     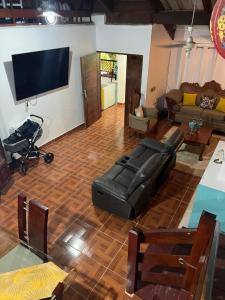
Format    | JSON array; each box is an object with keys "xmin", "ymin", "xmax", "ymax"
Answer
[
  {"xmin": 216, "ymin": 97, "xmax": 225, "ymax": 113},
  {"xmin": 183, "ymin": 93, "xmax": 197, "ymax": 106}
]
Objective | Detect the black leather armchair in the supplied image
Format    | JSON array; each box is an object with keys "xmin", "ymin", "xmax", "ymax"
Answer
[{"xmin": 92, "ymin": 129, "xmax": 184, "ymax": 219}]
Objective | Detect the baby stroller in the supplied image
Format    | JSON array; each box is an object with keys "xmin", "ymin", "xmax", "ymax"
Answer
[{"xmin": 3, "ymin": 115, "xmax": 54, "ymax": 175}]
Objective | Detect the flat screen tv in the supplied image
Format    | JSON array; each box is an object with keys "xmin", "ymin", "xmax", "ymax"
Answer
[{"xmin": 12, "ymin": 47, "xmax": 69, "ymax": 101}]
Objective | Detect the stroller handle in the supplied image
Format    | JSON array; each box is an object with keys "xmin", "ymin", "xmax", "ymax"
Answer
[{"xmin": 30, "ymin": 114, "xmax": 44, "ymax": 125}]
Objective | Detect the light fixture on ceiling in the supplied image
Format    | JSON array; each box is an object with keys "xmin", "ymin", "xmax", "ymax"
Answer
[
  {"xmin": 42, "ymin": 11, "xmax": 60, "ymax": 25},
  {"xmin": 39, "ymin": 0, "xmax": 60, "ymax": 25}
]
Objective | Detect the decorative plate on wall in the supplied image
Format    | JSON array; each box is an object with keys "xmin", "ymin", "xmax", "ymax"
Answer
[{"xmin": 211, "ymin": 0, "xmax": 225, "ymax": 59}]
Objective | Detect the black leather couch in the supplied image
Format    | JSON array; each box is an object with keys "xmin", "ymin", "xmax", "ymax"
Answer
[{"xmin": 92, "ymin": 129, "xmax": 184, "ymax": 219}]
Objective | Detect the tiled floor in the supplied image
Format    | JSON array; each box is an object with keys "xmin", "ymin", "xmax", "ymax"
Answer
[{"xmin": 0, "ymin": 105, "xmax": 201, "ymax": 299}]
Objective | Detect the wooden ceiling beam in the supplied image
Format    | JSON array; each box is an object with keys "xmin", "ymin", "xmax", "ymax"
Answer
[
  {"xmin": 148, "ymin": 0, "xmax": 176, "ymax": 40},
  {"xmin": 153, "ymin": 10, "xmax": 211, "ymax": 25},
  {"xmin": 0, "ymin": 8, "xmax": 39, "ymax": 18},
  {"xmin": 148, "ymin": 0, "xmax": 164, "ymax": 11},
  {"xmin": 0, "ymin": 8, "xmax": 91, "ymax": 19},
  {"xmin": 164, "ymin": 24, "xmax": 176, "ymax": 39},
  {"xmin": 202, "ymin": 0, "xmax": 212, "ymax": 13},
  {"xmin": 96, "ymin": 0, "xmax": 113, "ymax": 13}
]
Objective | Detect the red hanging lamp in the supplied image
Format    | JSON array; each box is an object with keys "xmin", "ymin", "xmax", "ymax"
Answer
[{"xmin": 211, "ymin": 0, "xmax": 225, "ymax": 59}]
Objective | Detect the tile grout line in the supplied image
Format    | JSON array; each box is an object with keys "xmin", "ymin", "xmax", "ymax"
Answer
[{"xmin": 86, "ymin": 241, "xmax": 125, "ymax": 299}]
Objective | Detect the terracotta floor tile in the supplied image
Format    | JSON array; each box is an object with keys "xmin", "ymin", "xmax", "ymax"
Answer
[
  {"xmin": 109, "ymin": 244, "xmax": 128, "ymax": 279},
  {"xmin": 50, "ymin": 243, "xmax": 82, "ymax": 270},
  {"xmin": 101, "ymin": 215, "xmax": 136, "ymax": 243},
  {"xmin": 56, "ymin": 219, "xmax": 98, "ymax": 252},
  {"xmin": 182, "ymin": 188, "xmax": 195, "ymax": 204},
  {"xmin": 83, "ymin": 231, "xmax": 122, "ymax": 267},
  {"xmin": 156, "ymin": 180, "xmax": 188, "ymax": 201},
  {"xmin": 0, "ymin": 105, "xmax": 200, "ymax": 298},
  {"xmin": 79, "ymin": 205, "xmax": 111, "ymax": 229},
  {"xmin": 25, "ymin": 178, "xmax": 55, "ymax": 199},
  {"xmin": 149, "ymin": 196, "xmax": 181, "ymax": 217},
  {"xmin": 56, "ymin": 194, "xmax": 90, "ymax": 218},
  {"xmin": 61, "ymin": 286, "xmax": 86, "ymax": 300},
  {"xmin": 89, "ymin": 269, "xmax": 130, "ymax": 300},
  {"xmin": 68, "ymin": 253, "xmax": 106, "ymax": 298},
  {"xmin": 0, "ymin": 204, "xmax": 17, "ymax": 226},
  {"xmin": 138, "ymin": 210, "xmax": 173, "ymax": 230}
]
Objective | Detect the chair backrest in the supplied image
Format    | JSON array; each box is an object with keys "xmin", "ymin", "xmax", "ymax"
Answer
[
  {"xmin": 18, "ymin": 193, "xmax": 48, "ymax": 260},
  {"xmin": 127, "ymin": 211, "xmax": 217, "ymax": 299}
]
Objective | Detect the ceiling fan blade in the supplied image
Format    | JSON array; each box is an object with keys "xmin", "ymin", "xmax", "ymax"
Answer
[
  {"xmin": 156, "ymin": 44, "xmax": 184, "ymax": 48},
  {"xmin": 194, "ymin": 42, "xmax": 214, "ymax": 45}
]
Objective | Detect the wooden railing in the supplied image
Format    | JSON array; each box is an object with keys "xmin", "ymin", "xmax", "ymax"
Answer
[{"xmin": 126, "ymin": 211, "xmax": 219, "ymax": 299}]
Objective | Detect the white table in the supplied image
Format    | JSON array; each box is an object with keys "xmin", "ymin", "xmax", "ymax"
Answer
[{"xmin": 180, "ymin": 141, "xmax": 225, "ymax": 230}]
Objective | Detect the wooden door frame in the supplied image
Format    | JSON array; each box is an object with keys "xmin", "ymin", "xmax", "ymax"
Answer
[
  {"xmin": 80, "ymin": 53, "xmax": 102, "ymax": 127},
  {"xmin": 97, "ymin": 51, "xmax": 143, "ymax": 127}
]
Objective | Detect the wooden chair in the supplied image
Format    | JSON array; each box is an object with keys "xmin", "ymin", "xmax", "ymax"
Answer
[
  {"xmin": 126, "ymin": 211, "xmax": 217, "ymax": 299},
  {"xmin": 18, "ymin": 193, "xmax": 48, "ymax": 261},
  {"xmin": 128, "ymin": 92, "xmax": 158, "ymax": 136},
  {"xmin": 0, "ymin": 193, "xmax": 48, "ymax": 273}
]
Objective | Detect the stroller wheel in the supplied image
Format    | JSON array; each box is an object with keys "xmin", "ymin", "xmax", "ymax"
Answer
[
  {"xmin": 19, "ymin": 162, "xmax": 28, "ymax": 175},
  {"xmin": 44, "ymin": 153, "xmax": 54, "ymax": 164}
]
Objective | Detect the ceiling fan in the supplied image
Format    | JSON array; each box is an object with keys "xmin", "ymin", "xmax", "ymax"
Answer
[{"xmin": 158, "ymin": 0, "xmax": 211, "ymax": 56}]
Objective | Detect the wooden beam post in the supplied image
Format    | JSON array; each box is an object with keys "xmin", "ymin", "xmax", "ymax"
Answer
[
  {"xmin": 153, "ymin": 10, "xmax": 211, "ymax": 25},
  {"xmin": 202, "ymin": 0, "xmax": 212, "ymax": 13},
  {"xmin": 149, "ymin": 0, "xmax": 176, "ymax": 40},
  {"xmin": 97, "ymin": 0, "xmax": 113, "ymax": 13}
]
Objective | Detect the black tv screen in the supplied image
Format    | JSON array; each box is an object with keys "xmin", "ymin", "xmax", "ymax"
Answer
[{"xmin": 12, "ymin": 47, "xmax": 69, "ymax": 101}]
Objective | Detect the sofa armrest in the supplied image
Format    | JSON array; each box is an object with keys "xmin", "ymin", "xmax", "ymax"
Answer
[
  {"xmin": 143, "ymin": 107, "xmax": 158, "ymax": 118},
  {"xmin": 129, "ymin": 114, "xmax": 150, "ymax": 131},
  {"xmin": 140, "ymin": 138, "xmax": 164, "ymax": 152},
  {"xmin": 93, "ymin": 177, "xmax": 128, "ymax": 200}
]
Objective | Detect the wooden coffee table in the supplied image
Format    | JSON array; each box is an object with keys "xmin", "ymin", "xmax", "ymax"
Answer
[{"xmin": 179, "ymin": 123, "xmax": 213, "ymax": 161}]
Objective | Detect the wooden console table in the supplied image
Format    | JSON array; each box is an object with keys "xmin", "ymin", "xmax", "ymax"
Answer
[{"xmin": 0, "ymin": 138, "xmax": 11, "ymax": 193}]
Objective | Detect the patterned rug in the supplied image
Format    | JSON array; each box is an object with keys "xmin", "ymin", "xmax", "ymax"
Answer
[{"xmin": 161, "ymin": 127, "xmax": 225, "ymax": 177}]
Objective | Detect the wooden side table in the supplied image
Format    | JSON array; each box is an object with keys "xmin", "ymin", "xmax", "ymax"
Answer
[{"xmin": 179, "ymin": 123, "xmax": 213, "ymax": 161}]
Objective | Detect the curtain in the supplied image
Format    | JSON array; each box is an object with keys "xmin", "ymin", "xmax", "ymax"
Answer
[{"xmin": 167, "ymin": 46, "xmax": 225, "ymax": 91}]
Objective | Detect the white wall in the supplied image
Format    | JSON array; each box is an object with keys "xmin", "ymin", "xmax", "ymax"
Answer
[
  {"xmin": 93, "ymin": 15, "xmax": 152, "ymax": 98},
  {"xmin": 167, "ymin": 26, "xmax": 225, "ymax": 90},
  {"xmin": 146, "ymin": 25, "xmax": 172, "ymax": 107},
  {"xmin": 117, "ymin": 54, "xmax": 127, "ymax": 103},
  {"xmin": 0, "ymin": 24, "xmax": 96, "ymax": 144}
]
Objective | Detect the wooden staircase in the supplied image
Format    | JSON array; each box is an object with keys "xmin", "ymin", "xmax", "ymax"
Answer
[{"xmin": 127, "ymin": 211, "xmax": 225, "ymax": 299}]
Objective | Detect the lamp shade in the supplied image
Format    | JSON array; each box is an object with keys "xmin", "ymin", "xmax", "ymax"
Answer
[{"xmin": 211, "ymin": 0, "xmax": 225, "ymax": 59}]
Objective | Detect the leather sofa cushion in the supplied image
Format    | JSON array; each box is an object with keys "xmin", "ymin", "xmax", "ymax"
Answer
[
  {"xmin": 94, "ymin": 177, "xmax": 128, "ymax": 200},
  {"xmin": 104, "ymin": 164, "xmax": 136, "ymax": 189},
  {"xmin": 180, "ymin": 106, "xmax": 202, "ymax": 116},
  {"xmin": 140, "ymin": 138, "xmax": 164, "ymax": 152},
  {"xmin": 163, "ymin": 129, "xmax": 184, "ymax": 153},
  {"xmin": 128, "ymin": 153, "xmax": 162, "ymax": 195},
  {"xmin": 203, "ymin": 109, "xmax": 225, "ymax": 121},
  {"xmin": 126, "ymin": 145, "xmax": 156, "ymax": 170}
]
